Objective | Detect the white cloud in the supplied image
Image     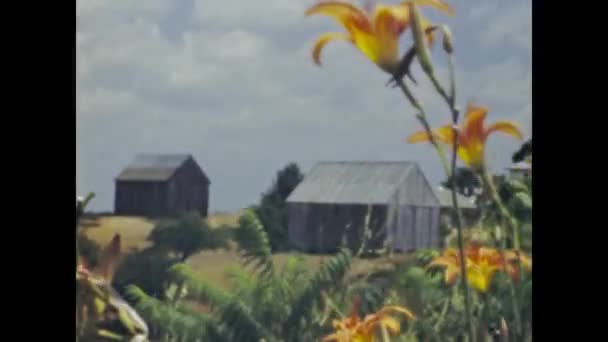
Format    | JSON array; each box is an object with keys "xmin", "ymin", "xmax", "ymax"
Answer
[{"xmin": 77, "ymin": 0, "xmax": 532, "ymax": 212}]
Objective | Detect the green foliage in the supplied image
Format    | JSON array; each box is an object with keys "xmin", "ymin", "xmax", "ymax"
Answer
[
  {"xmin": 411, "ymin": 249, "xmax": 441, "ymax": 268},
  {"xmin": 283, "ymin": 248, "xmax": 352, "ymax": 340},
  {"xmin": 168, "ymin": 263, "xmax": 233, "ymax": 310},
  {"xmin": 166, "ymin": 264, "xmax": 274, "ymax": 342},
  {"xmin": 125, "ymin": 284, "xmax": 225, "ymax": 342},
  {"xmin": 512, "ymin": 139, "xmax": 532, "ymax": 163},
  {"xmin": 129, "ymin": 210, "xmax": 353, "ymax": 342},
  {"xmin": 441, "ymin": 167, "xmax": 480, "ymax": 197},
  {"xmin": 114, "ymin": 247, "xmax": 179, "ymax": 298},
  {"xmin": 148, "ymin": 211, "xmax": 230, "ymax": 262},
  {"xmin": 77, "ymin": 233, "xmax": 101, "ymax": 268},
  {"xmin": 252, "ymin": 163, "xmax": 303, "ymax": 251},
  {"xmin": 234, "ymin": 209, "xmax": 274, "ymax": 278}
]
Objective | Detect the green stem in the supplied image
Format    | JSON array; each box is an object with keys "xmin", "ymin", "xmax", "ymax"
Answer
[
  {"xmin": 380, "ymin": 324, "xmax": 392, "ymax": 342},
  {"xmin": 480, "ymin": 167, "xmax": 519, "ymax": 249},
  {"xmin": 395, "ymin": 78, "xmax": 451, "ymax": 177},
  {"xmin": 478, "ymin": 294, "xmax": 490, "ymax": 342},
  {"xmin": 425, "ymin": 53, "xmax": 476, "ymax": 342},
  {"xmin": 479, "ymin": 168, "xmax": 523, "ymax": 339},
  {"xmin": 433, "ymin": 297, "xmax": 451, "ymax": 332},
  {"xmin": 396, "ymin": 53, "xmax": 475, "ymax": 342}
]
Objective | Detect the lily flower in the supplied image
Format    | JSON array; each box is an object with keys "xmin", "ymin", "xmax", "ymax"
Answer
[
  {"xmin": 407, "ymin": 102, "xmax": 523, "ymax": 169},
  {"xmin": 322, "ymin": 296, "xmax": 414, "ymax": 342},
  {"xmin": 503, "ymin": 250, "xmax": 532, "ymax": 282},
  {"xmin": 429, "ymin": 244, "xmax": 532, "ymax": 292},
  {"xmin": 305, "ymin": 0, "xmax": 454, "ymax": 74}
]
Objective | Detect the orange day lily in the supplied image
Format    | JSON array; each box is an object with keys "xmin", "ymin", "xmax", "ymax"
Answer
[
  {"xmin": 305, "ymin": 0, "xmax": 454, "ymax": 74},
  {"xmin": 428, "ymin": 244, "xmax": 532, "ymax": 293},
  {"xmin": 322, "ymin": 296, "xmax": 414, "ymax": 342},
  {"xmin": 407, "ymin": 103, "xmax": 523, "ymax": 169}
]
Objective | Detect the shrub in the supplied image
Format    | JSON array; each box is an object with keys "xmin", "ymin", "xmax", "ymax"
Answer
[{"xmin": 148, "ymin": 211, "xmax": 230, "ymax": 262}]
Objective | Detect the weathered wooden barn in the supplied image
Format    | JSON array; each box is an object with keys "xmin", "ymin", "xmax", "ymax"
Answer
[
  {"xmin": 286, "ymin": 161, "xmax": 442, "ymax": 253},
  {"xmin": 114, "ymin": 154, "xmax": 210, "ymax": 217}
]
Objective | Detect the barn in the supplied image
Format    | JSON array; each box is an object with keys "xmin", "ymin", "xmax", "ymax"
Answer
[
  {"xmin": 286, "ymin": 161, "xmax": 442, "ymax": 253},
  {"xmin": 114, "ymin": 154, "xmax": 210, "ymax": 217}
]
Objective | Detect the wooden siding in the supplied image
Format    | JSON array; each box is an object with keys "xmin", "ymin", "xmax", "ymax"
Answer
[{"xmin": 114, "ymin": 157, "xmax": 209, "ymax": 217}]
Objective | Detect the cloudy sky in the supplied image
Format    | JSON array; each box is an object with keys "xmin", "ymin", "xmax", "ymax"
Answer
[{"xmin": 76, "ymin": 0, "xmax": 531, "ymax": 213}]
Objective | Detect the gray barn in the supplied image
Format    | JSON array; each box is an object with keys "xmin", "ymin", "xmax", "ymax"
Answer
[
  {"xmin": 114, "ymin": 154, "xmax": 210, "ymax": 217},
  {"xmin": 286, "ymin": 161, "xmax": 441, "ymax": 253}
]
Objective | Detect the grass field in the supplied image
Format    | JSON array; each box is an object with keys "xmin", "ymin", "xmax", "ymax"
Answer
[{"xmin": 81, "ymin": 212, "xmax": 407, "ymax": 290}]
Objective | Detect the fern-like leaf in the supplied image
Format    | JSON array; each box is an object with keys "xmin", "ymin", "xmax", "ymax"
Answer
[
  {"xmin": 167, "ymin": 263, "xmax": 275, "ymax": 342},
  {"xmin": 283, "ymin": 248, "xmax": 352, "ymax": 340},
  {"xmin": 167, "ymin": 263, "xmax": 233, "ymax": 310},
  {"xmin": 235, "ymin": 209, "xmax": 274, "ymax": 279},
  {"xmin": 125, "ymin": 284, "xmax": 220, "ymax": 341}
]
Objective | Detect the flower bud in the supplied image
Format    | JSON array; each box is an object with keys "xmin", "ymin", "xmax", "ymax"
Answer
[
  {"xmin": 440, "ymin": 24, "xmax": 454, "ymax": 54},
  {"xmin": 408, "ymin": 1, "xmax": 434, "ymax": 74}
]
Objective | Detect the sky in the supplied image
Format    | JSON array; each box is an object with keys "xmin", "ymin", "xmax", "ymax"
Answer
[{"xmin": 76, "ymin": 0, "xmax": 531, "ymax": 213}]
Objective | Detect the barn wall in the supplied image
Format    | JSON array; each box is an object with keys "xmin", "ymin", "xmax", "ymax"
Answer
[
  {"xmin": 288, "ymin": 203, "xmax": 310, "ymax": 250},
  {"xmin": 167, "ymin": 158, "xmax": 209, "ymax": 217},
  {"xmin": 114, "ymin": 181, "xmax": 168, "ymax": 217},
  {"xmin": 288, "ymin": 203, "xmax": 390, "ymax": 253},
  {"xmin": 395, "ymin": 165, "xmax": 441, "ymax": 207}
]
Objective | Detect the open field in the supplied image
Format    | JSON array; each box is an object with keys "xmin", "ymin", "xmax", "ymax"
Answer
[{"xmin": 81, "ymin": 213, "xmax": 407, "ymax": 290}]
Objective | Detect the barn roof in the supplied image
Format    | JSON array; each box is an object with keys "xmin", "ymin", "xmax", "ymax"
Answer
[
  {"xmin": 434, "ymin": 187, "xmax": 477, "ymax": 209},
  {"xmin": 286, "ymin": 161, "xmax": 437, "ymax": 205},
  {"xmin": 116, "ymin": 154, "xmax": 198, "ymax": 182},
  {"xmin": 507, "ymin": 162, "xmax": 532, "ymax": 171}
]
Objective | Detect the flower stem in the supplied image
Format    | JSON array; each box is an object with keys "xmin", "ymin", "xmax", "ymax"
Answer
[
  {"xmin": 380, "ymin": 323, "xmax": 393, "ymax": 342},
  {"xmin": 420, "ymin": 53, "xmax": 476, "ymax": 342},
  {"xmin": 480, "ymin": 167, "xmax": 519, "ymax": 249},
  {"xmin": 395, "ymin": 77, "xmax": 474, "ymax": 342},
  {"xmin": 479, "ymin": 167, "xmax": 523, "ymax": 339},
  {"xmin": 394, "ymin": 78, "xmax": 451, "ymax": 177}
]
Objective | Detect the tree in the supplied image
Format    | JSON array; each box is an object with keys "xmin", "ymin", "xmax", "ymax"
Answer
[
  {"xmin": 148, "ymin": 212, "xmax": 229, "ymax": 262},
  {"xmin": 441, "ymin": 167, "xmax": 481, "ymax": 197},
  {"xmin": 512, "ymin": 139, "xmax": 532, "ymax": 164},
  {"xmin": 253, "ymin": 163, "xmax": 304, "ymax": 251}
]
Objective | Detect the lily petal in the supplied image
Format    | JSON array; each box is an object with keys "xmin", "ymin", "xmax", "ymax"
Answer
[
  {"xmin": 463, "ymin": 102, "xmax": 489, "ymax": 141},
  {"xmin": 434, "ymin": 125, "xmax": 456, "ymax": 144},
  {"xmin": 380, "ymin": 316, "xmax": 402, "ymax": 334},
  {"xmin": 373, "ymin": 5, "xmax": 407, "ymax": 60},
  {"xmin": 484, "ymin": 121, "xmax": 523, "ymax": 141},
  {"xmin": 467, "ymin": 266, "xmax": 492, "ymax": 293},
  {"xmin": 312, "ymin": 32, "xmax": 352, "ymax": 66},
  {"xmin": 406, "ymin": 130, "xmax": 432, "ymax": 143},
  {"xmin": 409, "ymin": 0, "xmax": 455, "ymax": 16},
  {"xmin": 406, "ymin": 125, "xmax": 454, "ymax": 144},
  {"xmin": 444, "ymin": 265, "xmax": 460, "ymax": 285},
  {"xmin": 305, "ymin": 1, "xmax": 372, "ymax": 34},
  {"xmin": 382, "ymin": 306, "xmax": 415, "ymax": 320}
]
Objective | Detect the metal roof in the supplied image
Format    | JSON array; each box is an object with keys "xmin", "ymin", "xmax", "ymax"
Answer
[
  {"xmin": 434, "ymin": 187, "xmax": 477, "ymax": 209},
  {"xmin": 116, "ymin": 154, "xmax": 192, "ymax": 181},
  {"xmin": 507, "ymin": 162, "xmax": 532, "ymax": 171},
  {"xmin": 286, "ymin": 161, "xmax": 429, "ymax": 205}
]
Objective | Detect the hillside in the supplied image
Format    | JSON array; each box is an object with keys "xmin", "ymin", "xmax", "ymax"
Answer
[{"xmin": 81, "ymin": 211, "xmax": 406, "ymax": 290}]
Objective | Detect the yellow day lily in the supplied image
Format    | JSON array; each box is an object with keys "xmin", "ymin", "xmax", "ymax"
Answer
[
  {"xmin": 407, "ymin": 102, "xmax": 523, "ymax": 169},
  {"xmin": 305, "ymin": 0, "xmax": 454, "ymax": 74},
  {"xmin": 429, "ymin": 244, "xmax": 532, "ymax": 293},
  {"xmin": 323, "ymin": 296, "xmax": 414, "ymax": 342}
]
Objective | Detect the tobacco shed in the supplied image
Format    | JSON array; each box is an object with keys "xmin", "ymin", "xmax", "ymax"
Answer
[
  {"xmin": 286, "ymin": 161, "xmax": 441, "ymax": 253},
  {"xmin": 114, "ymin": 154, "xmax": 210, "ymax": 217}
]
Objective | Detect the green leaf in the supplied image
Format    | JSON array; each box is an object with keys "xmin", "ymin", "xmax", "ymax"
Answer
[{"xmin": 514, "ymin": 192, "xmax": 532, "ymax": 209}]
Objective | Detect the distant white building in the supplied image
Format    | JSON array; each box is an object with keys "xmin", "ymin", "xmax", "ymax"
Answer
[{"xmin": 506, "ymin": 162, "xmax": 531, "ymax": 180}]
